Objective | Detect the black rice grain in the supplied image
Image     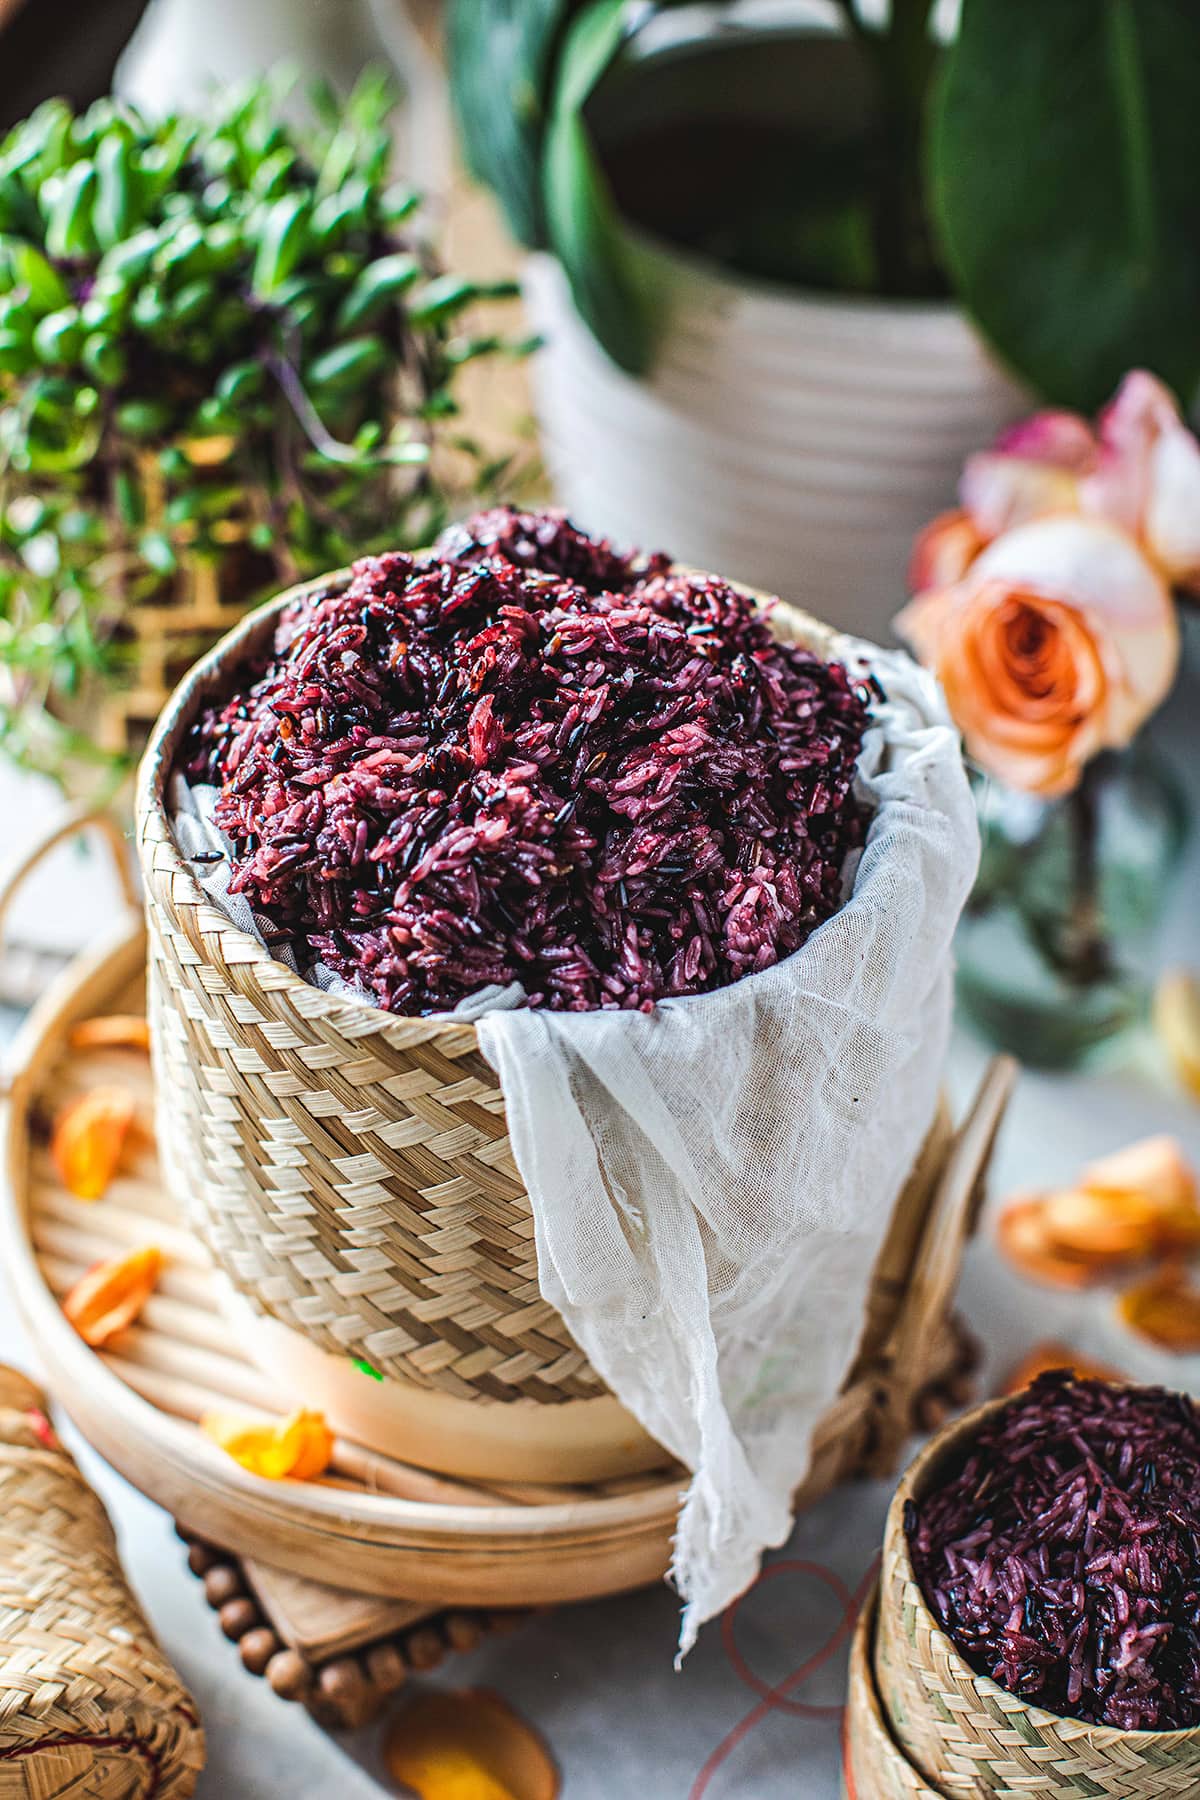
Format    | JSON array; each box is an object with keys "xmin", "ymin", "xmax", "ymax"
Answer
[
  {"xmin": 184, "ymin": 507, "xmax": 872, "ymax": 1016},
  {"xmin": 908, "ymin": 1374, "xmax": 1200, "ymax": 1731}
]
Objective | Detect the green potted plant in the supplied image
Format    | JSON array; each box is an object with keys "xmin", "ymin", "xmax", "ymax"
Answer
[
  {"xmin": 449, "ymin": 0, "xmax": 1200, "ymax": 639},
  {"xmin": 0, "ymin": 72, "xmax": 520, "ymax": 789}
]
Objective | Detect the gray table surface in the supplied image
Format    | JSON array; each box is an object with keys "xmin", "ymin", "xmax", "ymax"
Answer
[{"xmin": 1, "ymin": 643, "xmax": 1197, "ymax": 1799}]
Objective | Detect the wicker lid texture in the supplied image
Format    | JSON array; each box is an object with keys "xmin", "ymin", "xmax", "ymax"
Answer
[{"xmin": 0, "ymin": 1365, "xmax": 204, "ymax": 1798}]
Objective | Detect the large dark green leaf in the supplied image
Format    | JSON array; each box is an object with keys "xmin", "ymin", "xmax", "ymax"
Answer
[
  {"xmin": 541, "ymin": 0, "xmax": 653, "ymax": 373},
  {"xmin": 447, "ymin": 0, "xmax": 577, "ymax": 248},
  {"xmin": 930, "ymin": 0, "xmax": 1200, "ymax": 410}
]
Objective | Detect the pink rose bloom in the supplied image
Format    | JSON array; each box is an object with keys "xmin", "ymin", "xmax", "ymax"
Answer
[
  {"xmin": 909, "ymin": 371, "xmax": 1200, "ymax": 596},
  {"xmin": 898, "ymin": 373, "xmax": 1189, "ymax": 796}
]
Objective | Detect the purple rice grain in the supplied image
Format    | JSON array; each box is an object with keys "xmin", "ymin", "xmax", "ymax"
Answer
[
  {"xmin": 908, "ymin": 1374, "xmax": 1200, "ymax": 1731},
  {"xmin": 184, "ymin": 507, "xmax": 872, "ymax": 1016}
]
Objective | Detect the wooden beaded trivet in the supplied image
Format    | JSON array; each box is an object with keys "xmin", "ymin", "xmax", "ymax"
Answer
[{"xmin": 174, "ymin": 1521, "xmax": 532, "ymax": 1732}]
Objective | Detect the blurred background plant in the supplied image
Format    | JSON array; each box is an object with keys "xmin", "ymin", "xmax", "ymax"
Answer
[
  {"xmin": 0, "ymin": 71, "xmax": 523, "ymax": 788},
  {"xmin": 452, "ymin": 0, "xmax": 1200, "ymax": 406},
  {"xmin": 447, "ymin": 0, "xmax": 1200, "ymax": 638}
]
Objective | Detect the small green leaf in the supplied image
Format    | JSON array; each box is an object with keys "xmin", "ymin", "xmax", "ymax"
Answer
[
  {"xmin": 3, "ymin": 239, "xmax": 69, "ymax": 312},
  {"xmin": 335, "ymin": 251, "xmax": 421, "ymax": 332},
  {"xmin": 44, "ymin": 157, "xmax": 97, "ymax": 259},
  {"xmin": 32, "ymin": 306, "xmax": 83, "ymax": 364},
  {"xmin": 252, "ymin": 192, "xmax": 310, "ymax": 297},
  {"xmin": 306, "ymin": 334, "xmax": 390, "ymax": 389},
  {"xmin": 139, "ymin": 528, "xmax": 177, "ymax": 574}
]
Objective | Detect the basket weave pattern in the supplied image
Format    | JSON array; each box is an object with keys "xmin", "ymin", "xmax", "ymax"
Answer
[
  {"xmin": 0, "ymin": 1369, "xmax": 203, "ymax": 1799},
  {"xmin": 844, "ymin": 1590, "xmax": 944, "ymax": 1799},
  {"xmin": 875, "ymin": 1400, "xmax": 1200, "ymax": 1800},
  {"xmin": 138, "ymin": 578, "xmax": 607, "ymax": 1402},
  {"xmin": 137, "ymin": 574, "xmax": 845, "ymax": 1407}
]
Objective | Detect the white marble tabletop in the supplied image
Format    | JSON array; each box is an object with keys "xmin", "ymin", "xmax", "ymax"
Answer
[{"xmin": 1, "ymin": 641, "xmax": 1197, "ymax": 1798}]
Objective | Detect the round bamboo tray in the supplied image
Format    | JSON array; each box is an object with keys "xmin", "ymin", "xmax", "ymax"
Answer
[
  {"xmin": 843, "ymin": 1583, "xmax": 946, "ymax": 1800},
  {"xmin": 0, "ymin": 1364, "xmax": 205, "ymax": 1799},
  {"xmin": 0, "ymin": 898, "xmax": 684, "ymax": 1606},
  {"xmin": 876, "ymin": 1393, "xmax": 1200, "ymax": 1800},
  {"xmin": 134, "ymin": 571, "xmax": 854, "ymax": 1409},
  {"xmin": 1, "ymin": 814, "xmax": 1012, "ymax": 1613}
]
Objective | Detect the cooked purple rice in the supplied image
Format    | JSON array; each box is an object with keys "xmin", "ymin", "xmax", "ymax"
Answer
[
  {"xmin": 184, "ymin": 507, "xmax": 872, "ymax": 1016},
  {"xmin": 907, "ymin": 1374, "xmax": 1200, "ymax": 1731}
]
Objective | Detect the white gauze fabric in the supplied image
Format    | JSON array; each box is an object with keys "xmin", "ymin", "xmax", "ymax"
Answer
[
  {"xmin": 171, "ymin": 633, "xmax": 977, "ymax": 1654},
  {"xmin": 474, "ymin": 636, "xmax": 978, "ymax": 1652}
]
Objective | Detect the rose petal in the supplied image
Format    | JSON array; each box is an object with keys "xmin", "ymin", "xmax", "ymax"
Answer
[
  {"xmin": 69, "ymin": 1014, "xmax": 152, "ymax": 1052},
  {"xmin": 1041, "ymin": 1187, "xmax": 1164, "ymax": 1260},
  {"xmin": 52, "ymin": 1086, "xmax": 137, "ymax": 1200},
  {"xmin": 63, "ymin": 1245, "xmax": 162, "ymax": 1348},
  {"xmin": 1119, "ymin": 1268, "xmax": 1200, "ymax": 1354},
  {"xmin": 1084, "ymin": 371, "xmax": 1200, "ymax": 588},
  {"xmin": 200, "ymin": 1407, "xmax": 334, "ymax": 1481},
  {"xmin": 962, "ymin": 452, "xmax": 1083, "ymax": 539},
  {"xmin": 1083, "ymin": 1135, "xmax": 1198, "ymax": 1213},
  {"xmin": 383, "ymin": 1690, "xmax": 559, "ymax": 1800},
  {"xmin": 1155, "ymin": 969, "xmax": 1200, "ymax": 1101},
  {"xmin": 993, "ymin": 409, "xmax": 1099, "ymax": 470},
  {"xmin": 908, "ymin": 509, "xmax": 986, "ymax": 591},
  {"xmin": 1145, "ymin": 424, "xmax": 1200, "ymax": 593},
  {"xmin": 968, "ymin": 516, "xmax": 1179, "ymax": 741},
  {"xmin": 996, "ymin": 1197, "xmax": 1113, "ymax": 1288}
]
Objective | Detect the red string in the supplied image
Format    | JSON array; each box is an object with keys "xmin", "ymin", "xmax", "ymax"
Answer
[{"xmin": 688, "ymin": 1555, "xmax": 879, "ymax": 1800}]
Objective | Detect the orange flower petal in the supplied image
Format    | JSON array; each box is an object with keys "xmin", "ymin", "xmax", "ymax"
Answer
[
  {"xmin": 996, "ymin": 1196, "xmax": 1112, "ymax": 1288},
  {"xmin": 383, "ymin": 1690, "xmax": 559, "ymax": 1800},
  {"xmin": 200, "ymin": 1408, "xmax": 334, "ymax": 1481},
  {"xmin": 51, "ymin": 1086, "xmax": 137, "ymax": 1200},
  {"xmin": 1002, "ymin": 1342, "xmax": 1121, "ymax": 1395},
  {"xmin": 63, "ymin": 1245, "xmax": 162, "ymax": 1348},
  {"xmin": 1119, "ymin": 1268, "xmax": 1200, "ymax": 1354},
  {"xmin": 1041, "ymin": 1186, "xmax": 1163, "ymax": 1260},
  {"xmin": 68, "ymin": 1014, "xmax": 151, "ymax": 1053},
  {"xmin": 1082, "ymin": 1134, "xmax": 1198, "ymax": 1211}
]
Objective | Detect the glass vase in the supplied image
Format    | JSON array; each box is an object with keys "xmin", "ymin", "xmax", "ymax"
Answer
[{"xmin": 955, "ymin": 746, "xmax": 1189, "ymax": 1070}]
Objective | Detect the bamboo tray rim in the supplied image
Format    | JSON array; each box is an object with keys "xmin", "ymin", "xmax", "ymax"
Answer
[
  {"xmin": 887, "ymin": 1389, "xmax": 1200, "ymax": 1746},
  {"xmin": 0, "ymin": 915, "xmax": 685, "ymax": 1548},
  {"xmin": 134, "ymin": 562, "xmax": 839, "ymax": 1055}
]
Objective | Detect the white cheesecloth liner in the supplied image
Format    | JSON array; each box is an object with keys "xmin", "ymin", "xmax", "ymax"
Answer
[{"xmin": 172, "ymin": 631, "xmax": 979, "ymax": 1654}]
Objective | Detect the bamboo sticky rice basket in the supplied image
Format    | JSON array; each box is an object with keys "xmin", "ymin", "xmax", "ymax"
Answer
[{"xmin": 135, "ymin": 568, "xmax": 996, "ymax": 1469}]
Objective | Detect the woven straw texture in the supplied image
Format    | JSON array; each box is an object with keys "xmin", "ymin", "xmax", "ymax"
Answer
[
  {"xmin": 875, "ymin": 1397, "xmax": 1200, "ymax": 1800},
  {"xmin": 135, "ymin": 571, "xmax": 857, "ymax": 1407},
  {"xmin": 844, "ymin": 1586, "xmax": 946, "ymax": 1799},
  {"xmin": 0, "ymin": 1366, "xmax": 204, "ymax": 1799}
]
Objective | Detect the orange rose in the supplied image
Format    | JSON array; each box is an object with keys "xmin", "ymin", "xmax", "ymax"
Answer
[{"xmin": 896, "ymin": 516, "xmax": 1178, "ymax": 796}]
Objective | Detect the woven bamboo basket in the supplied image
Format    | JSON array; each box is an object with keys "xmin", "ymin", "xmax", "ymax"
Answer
[
  {"xmin": 875, "ymin": 1393, "xmax": 1200, "ymax": 1800},
  {"xmin": 844, "ymin": 1585, "xmax": 946, "ymax": 1800},
  {"xmin": 2, "ymin": 814, "xmax": 1004, "ymax": 1610},
  {"xmin": 0, "ymin": 1364, "xmax": 205, "ymax": 1799},
  {"xmin": 135, "ymin": 570, "xmax": 998, "ymax": 1473}
]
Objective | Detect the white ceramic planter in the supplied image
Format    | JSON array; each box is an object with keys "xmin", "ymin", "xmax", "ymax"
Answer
[{"xmin": 524, "ymin": 251, "xmax": 1027, "ymax": 643}]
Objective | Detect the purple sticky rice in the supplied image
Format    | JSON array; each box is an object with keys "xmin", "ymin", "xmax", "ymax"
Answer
[
  {"xmin": 907, "ymin": 1373, "xmax": 1200, "ymax": 1731},
  {"xmin": 185, "ymin": 507, "xmax": 873, "ymax": 1017}
]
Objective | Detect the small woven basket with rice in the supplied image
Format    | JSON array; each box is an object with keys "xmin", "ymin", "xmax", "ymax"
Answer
[{"xmin": 851, "ymin": 1388, "xmax": 1200, "ymax": 1800}]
